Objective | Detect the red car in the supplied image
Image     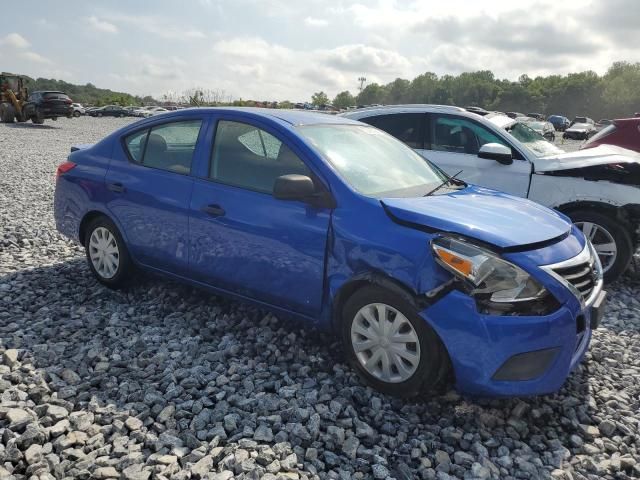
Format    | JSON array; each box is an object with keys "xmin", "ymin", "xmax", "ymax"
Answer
[{"xmin": 581, "ymin": 118, "xmax": 640, "ymax": 152}]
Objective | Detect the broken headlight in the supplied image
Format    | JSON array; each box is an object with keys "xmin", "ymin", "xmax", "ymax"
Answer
[{"xmin": 432, "ymin": 236, "xmax": 557, "ymax": 314}]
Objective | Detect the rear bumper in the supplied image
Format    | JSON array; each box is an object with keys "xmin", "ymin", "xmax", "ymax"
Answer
[
  {"xmin": 421, "ymin": 289, "xmax": 599, "ymax": 397},
  {"xmin": 39, "ymin": 106, "xmax": 73, "ymax": 117}
]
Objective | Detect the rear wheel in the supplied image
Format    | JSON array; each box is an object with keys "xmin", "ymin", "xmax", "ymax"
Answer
[
  {"xmin": 569, "ymin": 210, "xmax": 633, "ymax": 283},
  {"xmin": 84, "ymin": 216, "xmax": 133, "ymax": 289},
  {"xmin": 1, "ymin": 103, "xmax": 15, "ymax": 123},
  {"xmin": 341, "ymin": 285, "xmax": 450, "ymax": 397},
  {"xmin": 73, "ymin": 111, "xmax": 81, "ymax": 117}
]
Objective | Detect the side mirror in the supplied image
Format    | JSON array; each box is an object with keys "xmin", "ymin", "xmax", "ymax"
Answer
[
  {"xmin": 478, "ymin": 143, "xmax": 513, "ymax": 165},
  {"xmin": 273, "ymin": 174, "xmax": 316, "ymax": 201}
]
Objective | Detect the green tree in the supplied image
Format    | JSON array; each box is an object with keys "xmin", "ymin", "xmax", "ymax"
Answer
[
  {"xmin": 333, "ymin": 91, "xmax": 355, "ymax": 109},
  {"xmin": 311, "ymin": 91, "xmax": 329, "ymax": 106},
  {"xmin": 356, "ymin": 83, "xmax": 387, "ymax": 105}
]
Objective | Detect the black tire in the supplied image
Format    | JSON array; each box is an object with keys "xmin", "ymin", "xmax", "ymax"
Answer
[
  {"xmin": 1, "ymin": 103, "xmax": 16, "ymax": 123},
  {"xmin": 84, "ymin": 215, "xmax": 133, "ymax": 289},
  {"xmin": 567, "ymin": 209, "xmax": 633, "ymax": 283},
  {"xmin": 97, "ymin": 112, "xmax": 103, "ymax": 117},
  {"xmin": 341, "ymin": 285, "xmax": 450, "ymax": 397},
  {"xmin": 73, "ymin": 111, "xmax": 81, "ymax": 117},
  {"xmin": 32, "ymin": 112, "xmax": 45, "ymax": 124}
]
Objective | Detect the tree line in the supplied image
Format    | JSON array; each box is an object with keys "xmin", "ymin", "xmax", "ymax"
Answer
[
  {"xmin": 324, "ymin": 61, "xmax": 640, "ymax": 119},
  {"xmin": 21, "ymin": 75, "xmax": 147, "ymax": 106}
]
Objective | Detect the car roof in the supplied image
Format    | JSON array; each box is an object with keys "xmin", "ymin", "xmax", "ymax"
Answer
[
  {"xmin": 155, "ymin": 107, "xmax": 363, "ymax": 126},
  {"xmin": 339, "ymin": 104, "xmax": 467, "ymax": 119},
  {"xmin": 485, "ymin": 113, "xmax": 516, "ymax": 129}
]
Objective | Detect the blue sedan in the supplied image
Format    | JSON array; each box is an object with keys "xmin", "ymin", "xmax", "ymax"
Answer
[{"xmin": 54, "ymin": 108, "xmax": 606, "ymax": 397}]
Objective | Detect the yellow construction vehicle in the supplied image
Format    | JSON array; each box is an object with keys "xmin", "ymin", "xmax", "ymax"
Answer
[{"xmin": 0, "ymin": 72, "xmax": 28, "ymax": 123}]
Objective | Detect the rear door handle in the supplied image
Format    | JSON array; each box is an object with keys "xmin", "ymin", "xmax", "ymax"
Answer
[
  {"xmin": 202, "ymin": 204, "xmax": 225, "ymax": 217},
  {"xmin": 108, "ymin": 182, "xmax": 125, "ymax": 193}
]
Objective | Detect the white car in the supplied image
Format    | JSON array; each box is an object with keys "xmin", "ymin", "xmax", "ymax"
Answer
[
  {"xmin": 342, "ymin": 105, "xmax": 640, "ymax": 282},
  {"xmin": 133, "ymin": 106, "xmax": 169, "ymax": 118},
  {"xmin": 564, "ymin": 117, "xmax": 597, "ymax": 140},
  {"xmin": 148, "ymin": 106, "xmax": 169, "ymax": 116},
  {"xmin": 71, "ymin": 103, "xmax": 85, "ymax": 117}
]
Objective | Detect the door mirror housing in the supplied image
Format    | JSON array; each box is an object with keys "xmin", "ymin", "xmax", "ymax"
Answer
[
  {"xmin": 274, "ymin": 174, "xmax": 336, "ymax": 208},
  {"xmin": 478, "ymin": 143, "xmax": 513, "ymax": 165},
  {"xmin": 273, "ymin": 174, "xmax": 316, "ymax": 201}
]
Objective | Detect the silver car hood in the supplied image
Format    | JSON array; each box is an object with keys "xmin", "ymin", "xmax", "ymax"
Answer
[
  {"xmin": 533, "ymin": 144, "xmax": 640, "ymax": 172},
  {"xmin": 566, "ymin": 123, "xmax": 591, "ymax": 132}
]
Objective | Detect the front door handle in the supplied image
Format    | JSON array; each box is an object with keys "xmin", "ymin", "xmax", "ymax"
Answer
[
  {"xmin": 108, "ymin": 182, "xmax": 125, "ymax": 193},
  {"xmin": 202, "ymin": 204, "xmax": 225, "ymax": 217}
]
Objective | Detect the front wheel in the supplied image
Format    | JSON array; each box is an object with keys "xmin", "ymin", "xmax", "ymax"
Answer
[
  {"xmin": 569, "ymin": 210, "xmax": 633, "ymax": 283},
  {"xmin": 32, "ymin": 112, "xmax": 45, "ymax": 124},
  {"xmin": 84, "ymin": 216, "xmax": 133, "ymax": 289},
  {"xmin": 73, "ymin": 111, "xmax": 81, "ymax": 117},
  {"xmin": 341, "ymin": 286, "xmax": 449, "ymax": 397}
]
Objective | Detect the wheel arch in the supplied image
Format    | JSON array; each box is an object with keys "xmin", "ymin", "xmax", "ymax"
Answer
[
  {"xmin": 78, "ymin": 210, "xmax": 129, "ymax": 246},
  {"xmin": 556, "ymin": 200, "xmax": 638, "ymax": 244},
  {"xmin": 330, "ymin": 272, "xmax": 427, "ymax": 333}
]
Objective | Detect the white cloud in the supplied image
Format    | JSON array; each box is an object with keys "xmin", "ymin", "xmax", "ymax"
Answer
[
  {"xmin": 104, "ymin": 14, "xmax": 205, "ymax": 40},
  {"xmin": 304, "ymin": 16, "xmax": 329, "ymax": 27},
  {"xmin": 88, "ymin": 16, "xmax": 118, "ymax": 34},
  {"xmin": 20, "ymin": 51, "xmax": 52, "ymax": 64},
  {"xmin": 1, "ymin": 33, "xmax": 30, "ymax": 49},
  {"xmin": 209, "ymin": 36, "xmax": 414, "ymax": 100}
]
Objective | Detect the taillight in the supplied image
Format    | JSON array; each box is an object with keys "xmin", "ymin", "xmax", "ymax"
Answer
[{"xmin": 56, "ymin": 161, "xmax": 76, "ymax": 179}]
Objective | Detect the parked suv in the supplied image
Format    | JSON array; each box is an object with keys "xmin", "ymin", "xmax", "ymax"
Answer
[
  {"xmin": 22, "ymin": 91, "xmax": 73, "ymax": 124},
  {"xmin": 54, "ymin": 108, "xmax": 605, "ymax": 397},
  {"xmin": 342, "ymin": 105, "xmax": 640, "ymax": 282},
  {"xmin": 548, "ymin": 115, "xmax": 570, "ymax": 131}
]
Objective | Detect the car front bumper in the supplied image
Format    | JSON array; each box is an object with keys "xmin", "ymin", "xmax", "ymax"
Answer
[{"xmin": 421, "ymin": 285, "xmax": 604, "ymax": 397}]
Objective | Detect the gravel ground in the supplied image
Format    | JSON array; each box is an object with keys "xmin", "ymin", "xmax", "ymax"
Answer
[{"xmin": 1, "ymin": 117, "xmax": 639, "ymax": 480}]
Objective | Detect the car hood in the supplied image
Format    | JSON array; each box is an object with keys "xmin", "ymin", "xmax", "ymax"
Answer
[
  {"xmin": 567, "ymin": 123, "xmax": 591, "ymax": 131},
  {"xmin": 533, "ymin": 144, "xmax": 640, "ymax": 172},
  {"xmin": 381, "ymin": 186, "xmax": 570, "ymax": 249}
]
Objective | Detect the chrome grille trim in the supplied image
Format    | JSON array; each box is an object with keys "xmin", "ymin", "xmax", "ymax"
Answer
[{"xmin": 541, "ymin": 241, "xmax": 604, "ymax": 308}]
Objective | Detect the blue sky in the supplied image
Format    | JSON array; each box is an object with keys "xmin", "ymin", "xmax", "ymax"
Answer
[{"xmin": 1, "ymin": 0, "xmax": 637, "ymax": 101}]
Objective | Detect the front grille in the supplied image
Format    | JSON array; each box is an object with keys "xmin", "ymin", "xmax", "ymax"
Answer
[
  {"xmin": 552, "ymin": 261, "xmax": 597, "ymax": 301},
  {"xmin": 542, "ymin": 241, "xmax": 602, "ymax": 306}
]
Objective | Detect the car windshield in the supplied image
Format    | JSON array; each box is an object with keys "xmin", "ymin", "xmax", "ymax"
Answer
[
  {"xmin": 505, "ymin": 122, "xmax": 563, "ymax": 157},
  {"xmin": 529, "ymin": 121, "xmax": 545, "ymax": 130},
  {"xmin": 298, "ymin": 124, "xmax": 447, "ymax": 197}
]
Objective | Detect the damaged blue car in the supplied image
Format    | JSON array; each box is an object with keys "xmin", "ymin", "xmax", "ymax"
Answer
[{"xmin": 54, "ymin": 108, "xmax": 606, "ymax": 397}]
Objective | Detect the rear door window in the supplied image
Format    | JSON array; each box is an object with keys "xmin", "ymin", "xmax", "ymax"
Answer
[
  {"xmin": 361, "ymin": 113, "xmax": 424, "ymax": 149},
  {"xmin": 123, "ymin": 119, "xmax": 202, "ymax": 174}
]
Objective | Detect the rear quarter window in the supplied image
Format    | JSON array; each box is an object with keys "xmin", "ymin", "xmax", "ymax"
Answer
[{"xmin": 124, "ymin": 130, "xmax": 149, "ymax": 162}]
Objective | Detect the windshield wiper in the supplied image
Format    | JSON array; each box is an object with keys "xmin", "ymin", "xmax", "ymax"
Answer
[{"xmin": 424, "ymin": 170, "xmax": 464, "ymax": 197}]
